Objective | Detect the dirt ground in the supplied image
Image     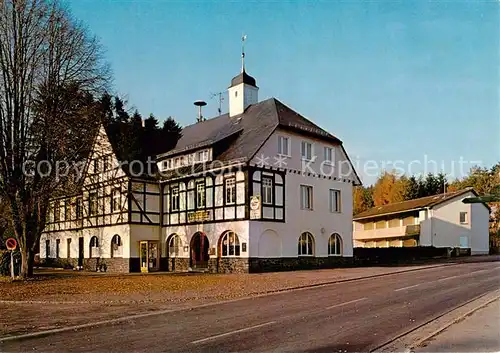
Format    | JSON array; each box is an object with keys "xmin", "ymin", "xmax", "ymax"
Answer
[{"xmin": 0, "ymin": 264, "xmax": 453, "ymax": 338}]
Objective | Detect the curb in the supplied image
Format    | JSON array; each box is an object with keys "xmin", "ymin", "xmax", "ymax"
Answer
[{"xmin": 372, "ymin": 288, "xmax": 500, "ymax": 353}]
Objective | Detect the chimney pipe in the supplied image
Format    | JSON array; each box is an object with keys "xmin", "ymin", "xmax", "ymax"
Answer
[{"xmin": 194, "ymin": 100, "xmax": 207, "ymax": 123}]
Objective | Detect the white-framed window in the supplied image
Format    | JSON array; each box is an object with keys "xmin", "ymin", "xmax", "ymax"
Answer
[
  {"xmin": 298, "ymin": 232, "xmax": 315, "ymax": 256},
  {"xmin": 324, "ymin": 146, "xmax": 334, "ymax": 165},
  {"xmin": 262, "ymin": 177, "xmax": 273, "ymax": 205},
  {"xmin": 220, "ymin": 231, "xmax": 240, "ymax": 256},
  {"xmin": 76, "ymin": 198, "xmax": 82, "ymax": 219},
  {"xmin": 89, "ymin": 192, "xmax": 98, "ymax": 216},
  {"xmin": 168, "ymin": 234, "xmax": 181, "ymax": 257},
  {"xmin": 171, "ymin": 187, "xmax": 180, "ymax": 211},
  {"xmin": 328, "ymin": 233, "xmax": 342, "ymax": 256},
  {"xmin": 45, "ymin": 239, "xmax": 50, "ymax": 258},
  {"xmin": 197, "ymin": 150, "xmax": 209, "ymax": 162},
  {"xmin": 301, "ymin": 141, "xmax": 313, "ymax": 160},
  {"xmin": 111, "ymin": 234, "xmax": 123, "ymax": 257},
  {"xmin": 278, "ymin": 136, "xmax": 290, "ymax": 156},
  {"xmin": 225, "ymin": 177, "xmax": 236, "ymax": 205},
  {"xmin": 196, "ymin": 182, "xmax": 206, "ymax": 208},
  {"xmin": 174, "ymin": 158, "xmax": 180, "ymax": 167},
  {"xmin": 90, "ymin": 236, "xmax": 99, "ymax": 258},
  {"xmin": 459, "ymin": 212, "xmax": 468, "ymax": 224},
  {"xmin": 93, "ymin": 159, "xmax": 99, "ymax": 173},
  {"xmin": 300, "ymin": 185, "xmax": 313, "ymax": 210},
  {"xmin": 329, "ymin": 189, "xmax": 341, "ymax": 213},
  {"xmin": 53, "ymin": 202, "xmax": 60, "ymax": 222},
  {"xmin": 64, "ymin": 200, "xmax": 70, "ymax": 221},
  {"xmin": 56, "ymin": 239, "xmax": 60, "ymax": 258},
  {"xmin": 111, "ymin": 188, "xmax": 120, "ymax": 212}
]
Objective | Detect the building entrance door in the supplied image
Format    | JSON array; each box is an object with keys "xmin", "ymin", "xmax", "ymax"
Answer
[
  {"xmin": 140, "ymin": 241, "xmax": 159, "ymax": 273},
  {"xmin": 190, "ymin": 232, "xmax": 209, "ymax": 269}
]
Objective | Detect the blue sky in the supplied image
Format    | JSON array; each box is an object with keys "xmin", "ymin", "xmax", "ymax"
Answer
[{"xmin": 67, "ymin": 0, "xmax": 498, "ymax": 185}]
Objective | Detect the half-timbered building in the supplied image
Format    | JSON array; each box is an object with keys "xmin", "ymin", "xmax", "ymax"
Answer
[{"xmin": 40, "ymin": 60, "xmax": 361, "ymax": 273}]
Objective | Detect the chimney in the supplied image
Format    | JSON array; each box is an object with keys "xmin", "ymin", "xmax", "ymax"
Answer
[{"xmin": 194, "ymin": 100, "xmax": 207, "ymax": 123}]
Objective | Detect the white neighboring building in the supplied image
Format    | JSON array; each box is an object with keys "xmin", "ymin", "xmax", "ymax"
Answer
[
  {"xmin": 40, "ymin": 60, "xmax": 361, "ymax": 273},
  {"xmin": 353, "ymin": 188, "xmax": 490, "ymax": 255}
]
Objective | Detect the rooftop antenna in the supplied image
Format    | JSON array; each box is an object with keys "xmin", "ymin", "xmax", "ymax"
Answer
[
  {"xmin": 241, "ymin": 34, "xmax": 247, "ymax": 73},
  {"xmin": 194, "ymin": 100, "xmax": 207, "ymax": 123},
  {"xmin": 210, "ymin": 91, "xmax": 225, "ymax": 115}
]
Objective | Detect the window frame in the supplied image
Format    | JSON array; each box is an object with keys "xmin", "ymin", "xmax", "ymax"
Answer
[
  {"xmin": 324, "ymin": 146, "xmax": 334, "ymax": 165},
  {"xmin": 300, "ymin": 184, "xmax": 313, "ymax": 210},
  {"xmin": 89, "ymin": 192, "xmax": 98, "ymax": 216},
  {"xmin": 298, "ymin": 232, "xmax": 315, "ymax": 256},
  {"xmin": 171, "ymin": 187, "xmax": 180, "ymax": 211},
  {"xmin": 459, "ymin": 211, "xmax": 468, "ymax": 224},
  {"xmin": 53, "ymin": 202, "xmax": 60, "ymax": 222},
  {"xmin": 329, "ymin": 189, "xmax": 341, "ymax": 213},
  {"xmin": 55, "ymin": 239, "xmax": 60, "ymax": 259},
  {"xmin": 111, "ymin": 234, "xmax": 123, "ymax": 258},
  {"xmin": 168, "ymin": 234, "xmax": 181, "ymax": 258},
  {"xmin": 328, "ymin": 233, "xmax": 342, "ymax": 256},
  {"xmin": 90, "ymin": 236, "xmax": 99, "ymax": 258},
  {"xmin": 277, "ymin": 136, "xmax": 290, "ymax": 157},
  {"xmin": 224, "ymin": 177, "xmax": 236, "ymax": 205},
  {"xmin": 220, "ymin": 231, "xmax": 241, "ymax": 257},
  {"xmin": 262, "ymin": 176, "xmax": 273, "ymax": 205},
  {"xmin": 301, "ymin": 141, "xmax": 313, "ymax": 161},
  {"xmin": 196, "ymin": 181, "xmax": 206, "ymax": 208},
  {"xmin": 111, "ymin": 188, "xmax": 121, "ymax": 213}
]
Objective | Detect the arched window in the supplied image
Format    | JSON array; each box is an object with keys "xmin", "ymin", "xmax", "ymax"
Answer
[
  {"xmin": 298, "ymin": 232, "xmax": 314, "ymax": 256},
  {"xmin": 111, "ymin": 234, "xmax": 122, "ymax": 258},
  {"xmin": 168, "ymin": 234, "xmax": 181, "ymax": 257},
  {"xmin": 90, "ymin": 236, "xmax": 99, "ymax": 258},
  {"xmin": 220, "ymin": 231, "xmax": 240, "ymax": 257},
  {"xmin": 328, "ymin": 233, "xmax": 342, "ymax": 256}
]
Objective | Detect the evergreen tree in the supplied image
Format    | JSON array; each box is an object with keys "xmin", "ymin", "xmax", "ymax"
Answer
[{"xmin": 114, "ymin": 96, "xmax": 130, "ymax": 123}]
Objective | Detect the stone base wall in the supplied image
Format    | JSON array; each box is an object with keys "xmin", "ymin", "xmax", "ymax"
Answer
[
  {"xmin": 207, "ymin": 258, "xmax": 249, "ymax": 274},
  {"xmin": 39, "ymin": 257, "xmax": 132, "ymax": 273},
  {"xmin": 248, "ymin": 256, "xmax": 354, "ymax": 273},
  {"xmin": 160, "ymin": 257, "xmax": 190, "ymax": 272},
  {"xmin": 40, "ymin": 256, "xmax": 354, "ymax": 274}
]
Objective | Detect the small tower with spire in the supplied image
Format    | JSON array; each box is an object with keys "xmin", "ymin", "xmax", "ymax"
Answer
[{"xmin": 228, "ymin": 35, "xmax": 259, "ymax": 117}]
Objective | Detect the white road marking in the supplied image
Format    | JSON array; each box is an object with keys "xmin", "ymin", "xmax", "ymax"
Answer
[
  {"xmin": 394, "ymin": 283, "xmax": 421, "ymax": 292},
  {"xmin": 191, "ymin": 321, "xmax": 276, "ymax": 344},
  {"xmin": 325, "ymin": 297, "xmax": 367, "ymax": 310},
  {"xmin": 437, "ymin": 275, "xmax": 459, "ymax": 282}
]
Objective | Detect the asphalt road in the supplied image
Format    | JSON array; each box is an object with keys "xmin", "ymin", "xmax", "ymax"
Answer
[{"xmin": 2, "ymin": 261, "xmax": 499, "ymax": 353}]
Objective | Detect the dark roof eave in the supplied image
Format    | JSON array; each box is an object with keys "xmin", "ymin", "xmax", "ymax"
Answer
[{"xmin": 353, "ymin": 207, "xmax": 428, "ymax": 221}]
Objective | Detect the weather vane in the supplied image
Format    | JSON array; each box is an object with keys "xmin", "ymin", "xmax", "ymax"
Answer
[{"xmin": 241, "ymin": 34, "xmax": 247, "ymax": 72}]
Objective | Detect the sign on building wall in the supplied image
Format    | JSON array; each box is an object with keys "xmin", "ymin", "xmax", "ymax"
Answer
[
  {"xmin": 250, "ymin": 196, "xmax": 261, "ymax": 219},
  {"xmin": 187, "ymin": 210, "xmax": 211, "ymax": 223}
]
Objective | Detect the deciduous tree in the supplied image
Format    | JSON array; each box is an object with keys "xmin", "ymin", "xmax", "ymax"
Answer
[{"xmin": 0, "ymin": 0, "xmax": 110, "ymax": 277}]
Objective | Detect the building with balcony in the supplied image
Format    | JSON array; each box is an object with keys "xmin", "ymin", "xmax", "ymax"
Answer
[{"xmin": 353, "ymin": 188, "xmax": 490, "ymax": 255}]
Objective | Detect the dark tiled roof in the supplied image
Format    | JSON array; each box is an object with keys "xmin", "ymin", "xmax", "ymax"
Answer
[
  {"xmin": 155, "ymin": 97, "xmax": 360, "ymax": 184},
  {"xmin": 353, "ymin": 188, "xmax": 477, "ymax": 220},
  {"xmin": 159, "ymin": 98, "xmax": 342, "ymax": 162},
  {"xmin": 230, "ymin": 70, "xmax": 257, "ymax": 87}
]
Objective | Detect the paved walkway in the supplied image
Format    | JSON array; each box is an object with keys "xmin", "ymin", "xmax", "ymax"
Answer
[{"xmin": 414, "ymin": 298, "xmax": 500, "ymax": 352}]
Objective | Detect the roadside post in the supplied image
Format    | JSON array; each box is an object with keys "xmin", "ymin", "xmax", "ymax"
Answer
[{"xmin": 5, "ymin": 237, "xmax": 18, "ymax": 279}]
